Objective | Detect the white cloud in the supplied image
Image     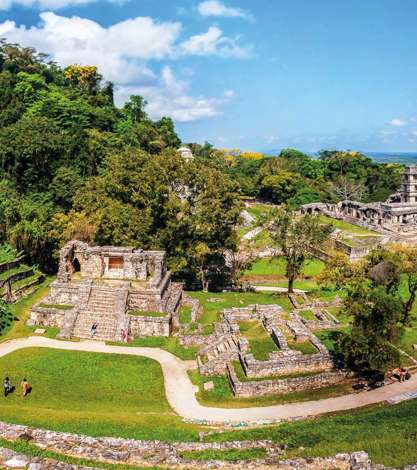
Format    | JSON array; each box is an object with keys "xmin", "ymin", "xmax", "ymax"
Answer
[
  {"xmin": 0, "ymin": 12, "xmax": 244, "ymax": 122},
  {"xmin": 180, "ymin": 25, "xmax": 252, "ymax": 58},
  {"xmin": 411, "ymin": 131, "xmax": 417, "ymax": 136},
  {"xmin": 266, "ymin": 135, "xmax": 279, "ymax": 144},
  {"xmin": 0, "ymin": 13, "xmax": 181, "ymax": 84},
  {"xmin": 390, "ymin": 118, "xmax": 407, "ymax": 127},
  {"xmin": 115, "ymin": 66, "xmax": 230, "ymax": 122},
  {"xmin": 0, "ymin": 0, "xmax": 126, "ymax": 10},
  {"xmin": 224, "ymin": 89, "xmax": 235, "ymax": 97},
  {"xmin": 198, "ymin": 1, "xmax": 253, "ymax": 21}
]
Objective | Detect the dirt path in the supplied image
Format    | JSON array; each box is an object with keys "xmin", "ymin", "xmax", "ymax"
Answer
[{"xmin": 2, "ymin": 336, "xmax": 417, "ymax": 424}]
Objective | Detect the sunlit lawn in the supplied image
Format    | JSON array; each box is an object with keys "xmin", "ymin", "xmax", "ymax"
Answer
[{"xmin": 0, "ymin": 348, "xmax": 200, "ymax": 442}]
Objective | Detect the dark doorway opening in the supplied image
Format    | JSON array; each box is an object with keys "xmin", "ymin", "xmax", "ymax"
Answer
[{"xmin": 72, "ymin": 257, "xmax": 81, "ymax": 272}]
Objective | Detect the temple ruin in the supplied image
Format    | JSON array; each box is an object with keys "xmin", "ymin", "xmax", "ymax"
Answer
[
  {"xmin": 301, "ymin": 166, "xmax": 417, "ymax": 234},
  {"xmin": 28, "ymin": 241, "xmax": 183, "ymax": 341}
]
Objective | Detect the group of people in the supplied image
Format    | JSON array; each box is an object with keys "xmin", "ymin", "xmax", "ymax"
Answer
[
  {"xmin": 3, "ymin": 377, "xmax": 30, "ymax": 397},
  {"xmin": 90, "ymin": 323, "xmax": 130, "ymax": 343}
]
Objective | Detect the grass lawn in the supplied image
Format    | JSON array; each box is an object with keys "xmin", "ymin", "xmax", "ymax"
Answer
[
  {"xmin": 245, "ymin": 257, "xmax": 325, "ymax": 278},
  {"xmin": 314, "ymin": 328, "xmax": 351, "ymax": 353},
  {"xmin": 245, "ymin": 204, "xmax": 274, "ymax": 222},
  {"xmin": 0, "ymin": 348, "xmax": 200, "ymax": 442},
  {"xmin": 0, "ymin": 277, "xmax": 54, "ymax": 342},
  {"xmin": 188, "ymin": 369, "xmax": 352, "ymax": 408},
  {"xmin": 187, "ymin": 291, "xmax": 293, "ymax": 334},
  {"xmin": 181, "ymin": 448, "xmax": 267, "ymax": 461},
  {"xmin": 288, "ymin": 340, "xmax": 318, "ymax": 355},
  {"xmin": 238, "ymin": 320, "xmax": 277, "ymax": 360},
  {"xmin": 207, "ymin": 399, "xmax": 417, "ymax": 468},
  {"xmin": 318, "ymin": 215, "xmax": 379, "ymax": 236},
  {"xmin": 298, "ymin": 310, "xmax": 316, "ymax": 321},
  {"xmin": 108, "ymin": 336, "xmax": 198, "ymax": 360},
  {"xmin": 179, "ymin": 306, "xmax": 192, "ymax": 324},
  {"xmin": 0, "ymin": 264, "xmax": 32, "ymax": 281}
]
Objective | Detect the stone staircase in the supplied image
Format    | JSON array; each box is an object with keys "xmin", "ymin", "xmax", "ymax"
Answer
[
  {"xmin": 72, "ymin": 286, "xmax": 127, "ymax": 341},
  {"xmin": 198, "ymin": 334, "xmax": 240, "ymax": 375}
]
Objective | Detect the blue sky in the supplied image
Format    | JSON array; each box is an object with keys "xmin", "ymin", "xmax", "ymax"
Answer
[{"xmin": 1, "ymin": 0, "xmax": 417, "ymax": 152}]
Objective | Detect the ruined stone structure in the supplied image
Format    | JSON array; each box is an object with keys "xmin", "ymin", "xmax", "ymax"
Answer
[
  {"xmin": 181, "ymin": 295, "xmax": 345, "ymax": 398},
  {"xmin": 28, "ymin": 241, "xmax": 183, "ymax": 341},
  {"xmin": 301, "ymin": 166, "xmax": 417, "ymax": 234},
  {"xmin": 178, "ymin": 145, "xmax": 194, "ymax": 162},
  {"xmin": 0, "ymin": 421, "xmax": 402, "ymax": 470}
]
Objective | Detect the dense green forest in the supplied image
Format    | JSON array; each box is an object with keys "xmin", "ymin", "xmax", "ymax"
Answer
[{"xmin": 0, "ymin": 42, "xmax": 403, "ymax": 286}]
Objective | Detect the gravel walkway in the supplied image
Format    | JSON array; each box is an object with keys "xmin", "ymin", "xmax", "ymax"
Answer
[{"xmin": 2, "ymin": 336, "xmax": 417, "ymax": 424}]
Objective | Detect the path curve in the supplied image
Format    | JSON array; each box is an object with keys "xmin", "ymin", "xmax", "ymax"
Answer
[{"xmin": 3, "ymin": 336, "xmax": 417, "ymax": 424}]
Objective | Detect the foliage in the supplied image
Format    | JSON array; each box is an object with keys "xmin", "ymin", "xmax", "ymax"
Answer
[
  {"xmin": 335, "ymin": 286, "xmax": 403, "ymax": 373},
  {"xmin": 268, "ymin": 209, "xmax": 332, "ymax": 292},
  {"xmin": 0, "ymin": 300, "xmax": 13, "ymax": 335}
]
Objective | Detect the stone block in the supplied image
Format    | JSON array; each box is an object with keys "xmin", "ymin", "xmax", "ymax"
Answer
[
  {"xmin": 34, "ymin": 329, "xmax": 46, "ymax": 335},
  {"xmin": 203, "ymin": 381, "xmax": 214, "ymax": 391}
]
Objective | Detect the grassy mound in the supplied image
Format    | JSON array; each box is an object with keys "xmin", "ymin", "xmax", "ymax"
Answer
[{"xmin": 0, "ymin": 347, "xmax": 200, "ymax": 442}]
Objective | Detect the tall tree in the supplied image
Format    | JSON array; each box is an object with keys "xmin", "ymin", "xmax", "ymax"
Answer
[{"xmin": 269, "ymin": 209, "xmax": 332, "ymax": 293}]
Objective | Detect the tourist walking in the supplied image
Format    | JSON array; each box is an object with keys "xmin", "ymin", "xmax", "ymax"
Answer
[
  {"xmin": 21, "ymin": 378, "xmax": 29, "ymax": 397},
  {"xmin": 120, "ymin": 328, "xmax": 128, "ymax": 343},
  {"xmin": 3, "ymin": 377, "xmax": 11, "ymax": 397},
  {"xmin": 91, "ymin": 323, "xmax": 98, "ymax": 338}
]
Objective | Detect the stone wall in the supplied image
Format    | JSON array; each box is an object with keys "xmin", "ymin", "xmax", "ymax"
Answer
[
  {"xmin": 27, "ymin": 306, "xmax": 68, "ymax": 329},
  {"xmin": 182, "ymin": 294, "xmax": 201, "ymax": 322},
  {"xmin": 241, "ymin": 352, "xmax": 334, "ymax": 378},
  {"xmin": 0, "ymin": 422, "xmax": 405, "ymax": 469},
  {"xmin": 0, "ymin": 255, "xmax": 26, "ymax": 274},
  {"xmin": 47, "ymin": 282, "xmax": 85, "ymax": 305},
  {"xmin": 128, "ymin": 314, "xmax": 171, "ymax": 337},
  {"xmin": 227, "ymin": 363, "xmax": 347, "ymax": 398}
]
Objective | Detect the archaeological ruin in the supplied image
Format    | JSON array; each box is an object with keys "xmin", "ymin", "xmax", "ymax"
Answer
[
  {"xmin": 180, "ymin": 294, "xmax": 346, "ymax": 398},
  {"xmin": 301, "ymin": 165, "xmax": 417, "ymax": 234},
  {"xmin": 28, "ymin": 241, "xmax": 183, "ymax": 341}
]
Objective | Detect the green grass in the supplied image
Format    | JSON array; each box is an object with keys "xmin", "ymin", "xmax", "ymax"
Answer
[
  {"xmin": 108, "ymin": 336, "xmax": 198, "ymax": 360},
  {"xmin": 128, "ymin": 310, "xmax": 167, "ymax": 317},
  {"xmin": 245, "ymin": 204, "xmax": 274, "ymax": 222},
  {"xmin": 238, "ymin": 320, "xmax": 277, "ymax": 360},
  {"xmin": 314, "ymin": 328, "xmax": 351, "ymax": 353},
  {"xmin": 180, "ymin": 448, "xmax": 267, "ymax": 461},
  {"xmin": 0, "ymin": 277, "xmax": 54, "ymax": 342},
  {"xmin": 5, "ymin": 273, "xmax": 44, "ymax": 295},
  {"xmin": 188, "ymin": 369, "xmax": 352, "ymax": 408},
  {"xmin": 298, "ymin": 310, "xmax": 316, "ymax": 321},
  {"xmin": 318, "ymin": 215, "xmax": 379, "ymax": 236},
  {"xmin": 245, "ymin": 257, "xmax": 325, "ymax": 278},
  {"xmin": 398, "ymin": 325, "xmax": 417, "ymax": 359},
  {"xmin": 207, "ymin": 399, "xmax": 417, "ymax": 467},
  {"xmin": 179, "ymin": 306, "xmax": 192, "ymax": 324},
  {"xmin": 0, "ymin": 348, "xmax": 200, "ymax": 442},
  {"xmin": 0, "ymin": 438, "xmax": 163, "ymax": 470},
  {"xmin": 38, "ymin": 303, "xmax": 73, "ymax": 310},
  {"xmin": 288, "ymin": 340, "xmax": 318, "ymax": 355},
  {"xmin": 0, "ymin": 264, "xmax": 31, "ymax": 281},
  {"xmin": 187, "ymin": 291, "xmax": 293, "ymax": 335}
]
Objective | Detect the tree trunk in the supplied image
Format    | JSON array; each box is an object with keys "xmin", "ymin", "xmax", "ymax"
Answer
[
  {"xmin": 288, "ymin": 276, "xmax": 294, "ymax": 294},
  {"xmin": 201, "ymin": 269, "xmax": 208, "ymax": 293}
]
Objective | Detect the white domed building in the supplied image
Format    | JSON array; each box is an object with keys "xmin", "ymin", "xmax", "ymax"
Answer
[{"xmin": 178, "ymin": 146, "xmax": 194, "ymax": 162}]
